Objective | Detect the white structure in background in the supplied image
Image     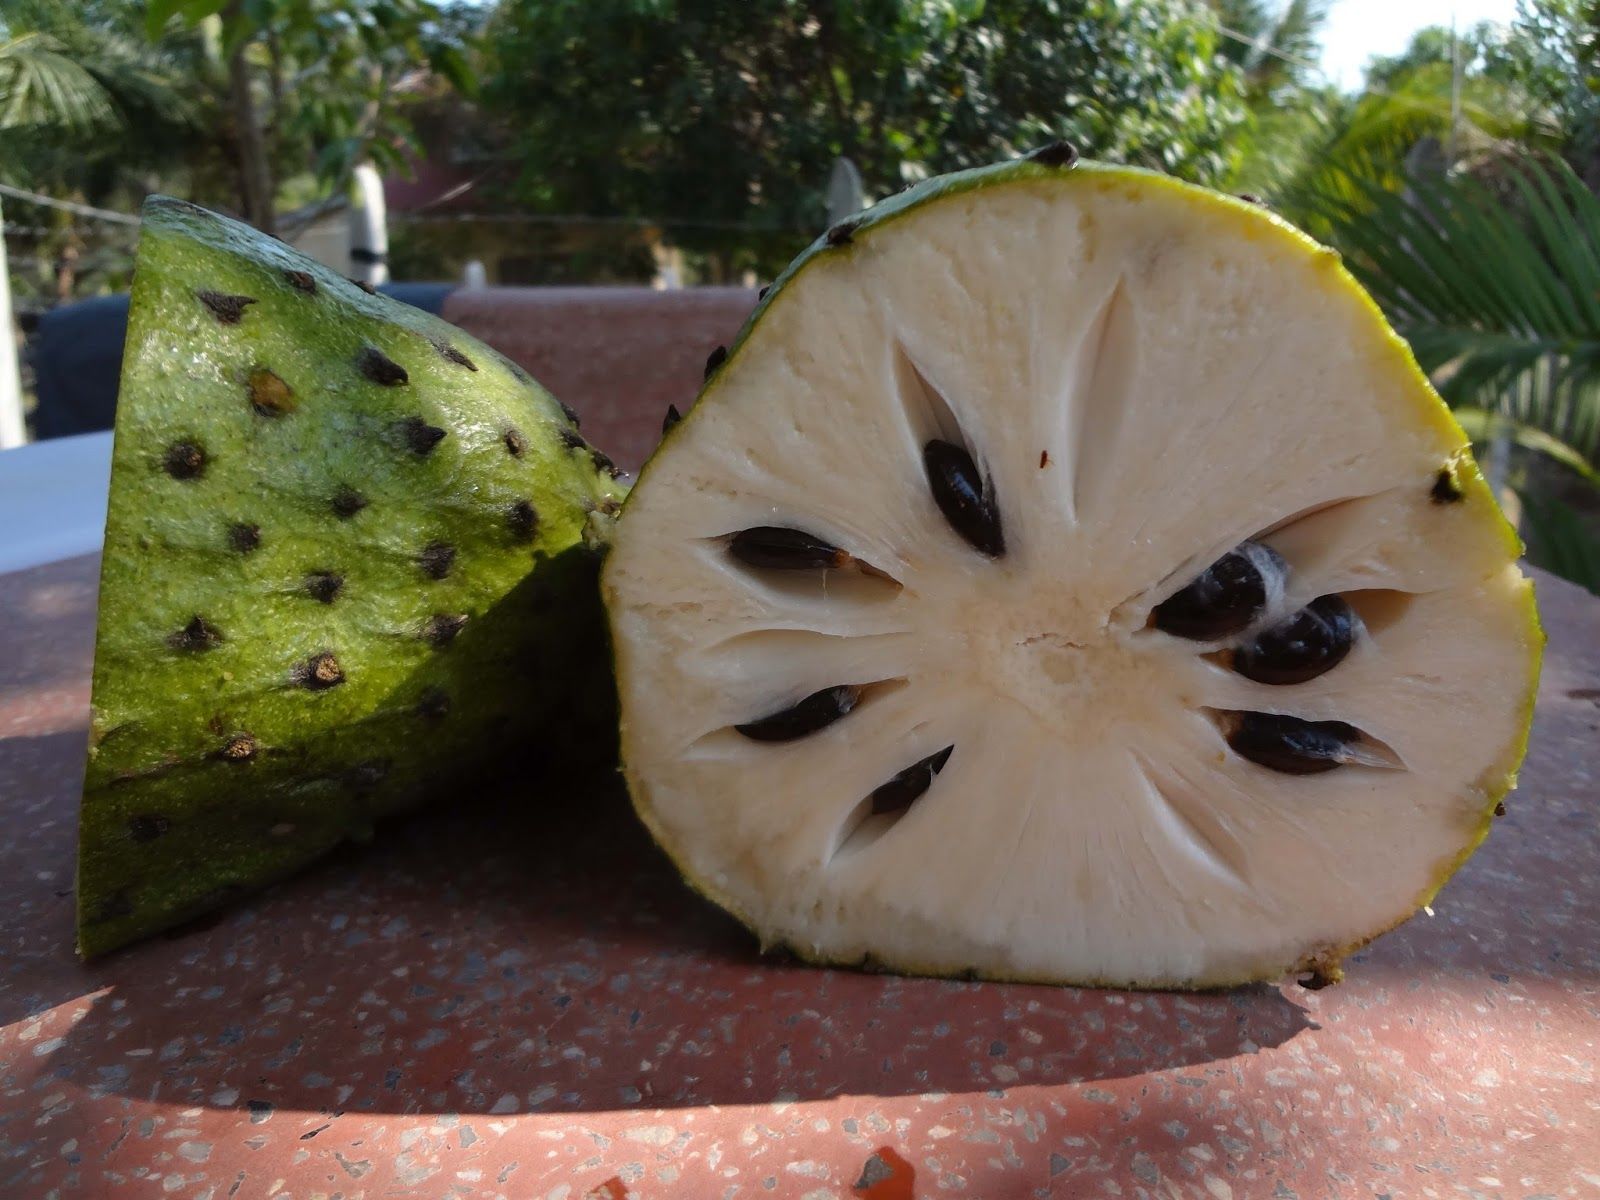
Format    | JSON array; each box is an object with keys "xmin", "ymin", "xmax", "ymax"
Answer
[
  {"xmin": 462, "ymin": 259, "xmax": 488, "ymax": 289},
  {"xmin": 348, "ymin": 162, "xmax": 390, "ymax": 287},
  {"xmin": 827, "ymin": 157, "xmax": 867, "ymax": 226},
  {"xmin": 0, "ymin": 199, "xmax": 27, "ymax": 449}
]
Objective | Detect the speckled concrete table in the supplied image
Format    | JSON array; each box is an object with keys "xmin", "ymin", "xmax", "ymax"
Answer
[{"xmin": 1, "ymin": 555, "xmax": 1597, "ymax": 1200}]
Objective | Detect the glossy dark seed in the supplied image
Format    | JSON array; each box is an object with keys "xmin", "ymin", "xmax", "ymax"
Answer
[
  {"xmin": 220, "ymin": 733, "xmax": 257, "ymax": 762},
  {"xmin": 507, "ymin": 499, "xmax": 539, "ymax": 541},
  {"xmin": 399, "ymin": 416, "xmax": 446, "ymax": 455},
  {"xmin": 357, "ymin": 346, "xmax": 408, "ymax": 386},
  {"xmin": 432, "ymin": 339, "xmax": 477, "ymax": 370},
  {"xmin": 1226, "ymin": 712, "xmax": 1360, "ymax": 775},
  {"xmin": 1026, "ymin": 139, "xmax": 1079, "ymax": 168},
  {"xmin": 418, "ymin": 541, "xmax": 456, "ymax": 579},
  {"xmin": 1233, "ymin": 595, "xmax": 1358, "ymax": 685},
  {"xmin": 662, "ymin": 404, "xmax": 682, "ymax": 435},
  {"xmin": 728, "ymin": 526, "xmax": 848, "ymax": 570},
  {"xmin": 168, "ymin": 616, "xmax": 221, "ymax": 652},
  {"xmin": 758, "ymin": 285, "xmax": 770, "ymax": 300},
  {"xmin": 1236, "ymin": 193, "xmax": 1266, "ymax": 206},
  {"xmin": 197, "ymin": 290, "xmax": 256, "ymax": 323},
  {"xmin": 229, "ymin": 522, "xmax": 261, "ymax": 552},
  {"xmin": 421, "ymin": 613, "xmax": 468, "ymax": 647},
  {"xmin": 128, "ymin": 814, "xmax": 171, "ymax": 842},
  {"xmin": 304, "ymin": 572, "xmax": 343, "ymax": 604},
  {"xmin": 559, "ymin": 428, "xmax": 588, "ymax": 451},
  {"xmin": 1431, "ymin": 465, "xmax": 1464, "ymax": 503},
  {"xmin": 735, "ymin": 684, "xmax": 862, "ymax": 743},
  {"xmin": 283, "ymin": 269, "xmax": 317, "ymax": 294},
  {"xmin": 923, "ymin": 439, "xmax": 1005, "ymax": 557},
  {"xmin": 297, "ymin": 652, "xmax": 345, "ymax": 690},
  {"xmin": 1153, "ymin": 542, "xmax": 1284, "ymax": 640},
  {"xmin": 870, "ymin": 745, "xmax": 954, "ymax": 815},
  {"xmin": 248, "ymin": 367, "xmax": 294, "ymax": 416},
  {"xmin": 704, "ymin": 345, "xmax": 727, "ymax": 378},
  {"xmin": 330, "ymin": 485, "xmax": 367, "ymax": 519},
  {"xmin": 163, "ymin": 441, "xmax": 206, "ymax": 480},
  {"xmin": 503, "ymin": 428, "xmax": 527, "ymax": 458}
]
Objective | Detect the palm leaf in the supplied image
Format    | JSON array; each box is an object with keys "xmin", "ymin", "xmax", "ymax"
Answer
[
  {"xmin": 0, "ymin": 32, "xmax": 118, "ymax": 132},
  {"xmin": 1517, "ymin": 489, "xmax": 1600, "ymax": 595},
  {"xmin": 1307, "ymin": 156, "xmax": 1600, "ymax": 465}
]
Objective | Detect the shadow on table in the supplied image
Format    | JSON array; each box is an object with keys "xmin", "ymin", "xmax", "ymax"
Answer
[{"xmin": 34, "ymin": 770, "xmax": 1318, "ymax": 1117}]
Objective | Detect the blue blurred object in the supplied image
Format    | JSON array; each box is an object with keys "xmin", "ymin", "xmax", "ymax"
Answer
[{"xmin": 28, "ymin": 283, "xmax": 455, "ymax": 441}]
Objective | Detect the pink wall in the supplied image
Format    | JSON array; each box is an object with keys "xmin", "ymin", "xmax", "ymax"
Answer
[{"xmin": 442, "ymin": 286, "xmax": 758, "ymax": 473}]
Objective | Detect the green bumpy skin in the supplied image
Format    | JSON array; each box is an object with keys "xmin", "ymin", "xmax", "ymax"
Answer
[{"xmin": 78, "ymin": 197, "xmax": 626, "ymax": 956}]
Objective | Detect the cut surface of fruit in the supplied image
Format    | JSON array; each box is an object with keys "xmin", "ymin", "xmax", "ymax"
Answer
[
  {"xmin": 602, "ymin": 160, "xmax": 1542, "ymax": 989},
  {"xmin": 78, "ymin": 197, "xmax": 626, "ymax": 956}
]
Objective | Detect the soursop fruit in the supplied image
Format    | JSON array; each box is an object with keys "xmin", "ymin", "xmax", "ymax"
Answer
[
  {"xmin": 78, "ymin": 197, "xmax": 625, "ymax": 956},
  {"xmin": 602, "ymin": 151, "xmax": 1543, "ymax": 990}
]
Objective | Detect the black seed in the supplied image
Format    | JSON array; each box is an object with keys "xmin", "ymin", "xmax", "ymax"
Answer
[
  {"xmin": 283, "ymin": 269, "xmax": 317, "ymax": 294},
  {"xmin": 345, "ymin": 759, "xmax": 390, "ymax": 791},
  {"xmin": 1026, "ymin": 139, "xmax": 1080, "ymax": 168},
  {"xmin": 704, "ymin": 345, "xmax": 727, "ymax": 379},
  {"xmin": 758, "ymin": 285, "xmax": 770, "ymax": 301},
  {"xmin": 128, "ymin": 814, "xmax": 171, "ymax": 843},
  {"xmin": 163, "ymin": 441, "xmax": 206, "ymax": 480},
  {"xmin": 503, "ymin": 428, "xmax": 527, "ymax": 458},
  {"xmin": 431, "ymin": 339, "xmax": 477, "ymax": 370},
  {"xmin": 1233, "ymin": 595, "xmax": 1358, "ymax": 686},
  {"xmin": 590, "ymin": 448, "xmax": 622, "ymax": 477},
  {"xmin": 870, "ymin": 745, "xmax": 954, "ymax": 815},
  {"xmin": 304, "ymin": 572, "xmax": 344, "ymax": 604},
  {"xmin": 248, "ymin": 367, "xmax": 294, "ymax": 416},
  {"xmin": 349, "ymin": 277, "xmax": 377, "ymax": 294},
  {"xmin": 923, "ymin": 439, "xmax": 1005, "ymax": 557},
  {"xmin": 1226, "ymin": 712, "xmax": 1359, "ymax": 775},
  {"xmin": 1494, "ymin": 801, "xmax": 1508, "ymax": 816},
  {"xmin": 330, "ymin": 485, "xmax": 367, "ymax": 519},
  {"xmin": 559, "ymin": 428, "xmax": 588, "ymax": 451},
  {"xmin": 357, "ymin": 346, "xmax": 409, "ymax": 386},
  {"xmin": 1237, "ymin": 193, "xmax": 1266, "ymax": 206},
  {"xmin": 421, "ymin": 613, "xmax": 468, "ymax": 647},
  {"xmin": 399, "ymin": 416, "xmax": 447, "ymax": 455},
  {"xmin": 507, "ymin": 499, "xmax": 539, "ymax": 541},
  {"xmin": 220, "ymin": 733, "xmax": 257, "ymax": 762},
  {"xmin": 1431, "ymin": 466, "xmax": 1464, "ymax": 503},
  {"xmin": 1039, "ymin": 450, "xmax": 1050, "ymax": 468},
  {"xmin": 415, "ymin": 687, "xmax": 451, "ymax": 720},
  {"xmin": 662, "ymin": 404, "xmax": 682, "ymax": 435},
  {"xmin": 229, "ymin": 522, "xmax": 261, "ymax": 553},
  {"xmin": 736, "ymin": 684, "xmax": 862, "ymax": 742},
  {"xmin": 168, "ymin": 616, "xmax": 222, "ymax": 652},
  {"xmin": 729, "ymin": 526, "xmax": 848, "ymax": 570},
  {"xmin": 297, "ymin": 652, "xmax": 345, "ymax": 690},
  {"xmin": 558, "ymin": 399, "xmax": 581, "ymax": 426},
  {"xmin": 826, "ymin": 219, "xmax": 859, "ymax": 247},
  {"xmin": 1153, "ymin": 542, "xmax": 1285, "ymax": 641},
  {"xmin": 197, "ymin": 290, "xmax": 256, "ymax": 324},
  {"xmin": 418, "ymin": 541, "xmax": 456, "ymax": 579}
]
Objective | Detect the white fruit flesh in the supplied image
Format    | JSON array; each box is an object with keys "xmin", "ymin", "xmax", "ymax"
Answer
[{"xmin": 604, "ymin": 166, "xmax": 1540, "ymax": 988}]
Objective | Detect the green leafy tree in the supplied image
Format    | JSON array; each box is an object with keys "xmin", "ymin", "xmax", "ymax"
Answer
[{"xmin": 483, "ymin": 0, "xmax": 1249, "ymax": 277}]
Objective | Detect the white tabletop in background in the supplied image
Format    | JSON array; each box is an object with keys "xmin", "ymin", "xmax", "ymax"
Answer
[{"xmin": 0, "ymin": 432, "xmax": 112, "ymax": 574}]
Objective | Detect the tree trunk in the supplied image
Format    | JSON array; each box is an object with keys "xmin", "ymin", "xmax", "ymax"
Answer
[{"xmin": 226, "ymin": 8, "xmax": 275, "ymax": 235}]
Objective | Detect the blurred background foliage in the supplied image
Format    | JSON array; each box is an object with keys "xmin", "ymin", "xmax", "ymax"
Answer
[{"xmin": 2, "ymin": 0, "xmax": 1599, "ymax": 590}]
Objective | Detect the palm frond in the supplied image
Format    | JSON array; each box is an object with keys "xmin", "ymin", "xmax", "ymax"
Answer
[
  {"xmin": 0, "ymin": 31, "xmax": 119, "ymax": 132},
  {"xmin": 1307, "ymin": 156, "xmax": 1600, "ymax": 465},
  {"xmin": 1517, "ymin": 489, "xmax": 1600, "ymax": 594}
]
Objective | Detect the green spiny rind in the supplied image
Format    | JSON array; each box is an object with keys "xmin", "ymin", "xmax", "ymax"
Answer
[{"xmin": 78, "ymin": 197, "xmax": 625, "ymax": 956}]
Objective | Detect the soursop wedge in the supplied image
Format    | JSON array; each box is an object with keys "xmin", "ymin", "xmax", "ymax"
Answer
[
  {"xmin": 78, "ymin": 197, "xmax": 626, "ymax": 956},
  {"xmin": 602, "ymin": 153, "xmax": 1544, "ymax": 990}
]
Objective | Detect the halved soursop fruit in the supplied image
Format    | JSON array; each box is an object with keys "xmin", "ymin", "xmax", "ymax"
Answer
[
  {"xmin": 78, "ymin": 197, "xmax": 625, "ymax": 956},
  {"xmin": 602, "ymin": 154, "xmax": 1543, "ymax": 990}
]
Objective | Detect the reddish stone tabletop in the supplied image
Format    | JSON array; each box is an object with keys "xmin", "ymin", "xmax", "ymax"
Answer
[{"xmin": 1, "ymin": 555, "xmax": 1596, "ymax": 1200}]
